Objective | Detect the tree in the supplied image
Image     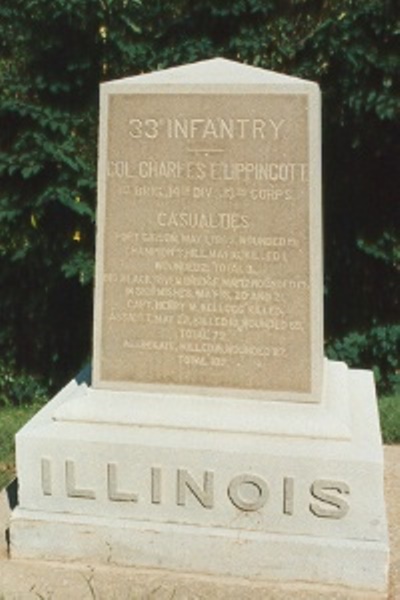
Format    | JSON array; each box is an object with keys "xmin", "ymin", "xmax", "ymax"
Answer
[{"xmin": 0, "ymin": 0, "xmax": 398, "ymax": 395}]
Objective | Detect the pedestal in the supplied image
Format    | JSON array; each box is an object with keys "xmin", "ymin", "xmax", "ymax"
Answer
[{"xmin": 10, "ymin": 360, "xmax": 389, "ymax": 592}]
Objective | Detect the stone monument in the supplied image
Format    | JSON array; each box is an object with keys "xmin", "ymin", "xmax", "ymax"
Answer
[{"xmin": 10, "ymin": 58, "xmax": 389, "ymax": 593}]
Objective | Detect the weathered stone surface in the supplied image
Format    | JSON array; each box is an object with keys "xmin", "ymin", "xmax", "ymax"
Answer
[
  {"xmin": 92, "ymin": 58, "xmax": 323, "ymax": 402},
  {"xmin": 1, "ymin": 447, "xmax": 397, "ymax": 599},
  {"xmin": 11, "ymin": 361, "xmax": 388, "ymax": 591}
]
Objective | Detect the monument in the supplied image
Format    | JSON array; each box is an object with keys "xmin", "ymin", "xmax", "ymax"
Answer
[{"xmin": 10, "ymin": 58, "xmax": 389, "ymax": 593}]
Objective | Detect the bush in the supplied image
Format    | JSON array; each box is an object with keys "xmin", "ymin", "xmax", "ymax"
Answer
[
  {"xmin": 0, "ymin": 0, "xmax": 398, "ymax": 391},
  {"xmin": 0, "ymin": 361, "xmax": 49, "ymax": 407},
  {"xmin": 326, "ymin": 325, "xmax": 400, "ymax": 395}
]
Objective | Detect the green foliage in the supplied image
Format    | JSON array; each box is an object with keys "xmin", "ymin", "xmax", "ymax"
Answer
[
  {"xmin": 0, "ymin": 402, "xmax": 46, "ymax": 488},
  {"xmin": 326, "ymin": 325, "xmax": 400, "ymax": 394},
  {"xmin": 379, "ymin": 395, "xmax": 400, "ymax": 444},
  {"xmin": 0, "ymin": 0, "xmax": 100, "ymax": 386},
  {"xmin": 0, "ymin": 0, "xmax": 398, "ymax": 390},
  {"xmin": 0, "ymin": 361, "xmax": 49, "ymax": 408}
]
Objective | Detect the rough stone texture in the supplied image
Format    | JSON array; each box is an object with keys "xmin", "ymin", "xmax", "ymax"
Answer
[
  {"xmin": 1, "ymin": 445, "xmax": 399, "ymax": 599},
  {"xmin": 93, "ymin": 58, "xmax": 324, "ymax": 403}
]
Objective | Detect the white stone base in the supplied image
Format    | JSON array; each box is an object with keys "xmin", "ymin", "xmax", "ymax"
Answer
[
  {"xmin": 10, "ymin": 360, "xmax": 389, "ymax": 592},
  {"xmin": 11, "ymin": 509, "xmax": 388, "ymax": 590}
]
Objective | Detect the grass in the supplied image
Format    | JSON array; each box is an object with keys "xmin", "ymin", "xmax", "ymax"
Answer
[
  {"xmin": 379, "ymin": 394, "xmax": 400, "ymax": 444},
  {"xmin": 0, "ymin": 402, "xmax": 45, "ymax": 489},
  {"xmin": 0, "ymin": 393, "xmax": 399, "ymax": 491}
]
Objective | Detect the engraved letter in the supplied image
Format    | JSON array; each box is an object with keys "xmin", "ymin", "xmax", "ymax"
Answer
[
  {"xmin": 269, "ymin": 119, "xmax": 285, "ymax": 140},
  {"xmin": 310, "ymin": 479, "xmax": 350, "ymax": 519},
  {"xmin": 41, "ymin": 457, "xmax": 52, "ymax": 496},
  {"xmin": 228, "ymin": 474, "xmax": 269, "ymax": 511},
  {"xmin": 65, "ymin": 460, "xmax": 96, "ymax": 499},
  {"xmin": 157, "ymin": 212, "xmax": 167, "ymax": 227},
  {"xmin": 190, "ymin": 119, "xmax": 205, "ymax": 137},
  {"xmin": 283, "ymin": 477, "xmax": 294, "ymax": 515},
  {"xmin": 128, "ymin": 118, "xmax": 142, "ymax": 138},
  {"xmin": 144, "ymin": 118, "xmax": 159, "ymax": 139},
  {"xmin": 151, "ymin": 466, "xmax": 162, "ymax": 504},
  {"xmin": 253, "ymin": 119, "xmax": 266, "ymax": 139},
  {"xmin": 237, "ymin": 118, "xmax": 250, "ymax": 138},
  {"xmin": 107, "ymin": 463, "xmax": 138, "ymax": 502},
  {"xmin": 177, "ymin": 469, "xmax": 214, "ymax": 509}
]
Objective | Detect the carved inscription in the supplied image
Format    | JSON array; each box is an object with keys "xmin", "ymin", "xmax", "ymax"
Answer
[
  {"xmin": 107, "ymin": 462, "xmax": 138, "ymax": 502},
  {"xmin": 177, "ymin": 468, "xmax": 214, "ymax": 509},
  {"xmin": 99, "ymin": 94, "xmax": 311, "ymax": 392},
  {"xmin": 65, "ymin": 459, "xmax": 96, "ymax": 500},
  {"xmin": 228, "ymin": 474, "xmax": 269, "ymax": 512},
  {"xmin": 41, "ymin": 458, "xmax": 52, "ymax": 496},
  {"xmin": 41, "ymin": 458, "xmax": 350, "ymax": 521},
  {"xmin": 310, "ymin": 479, "xmax": 350, "ymax": 519}
]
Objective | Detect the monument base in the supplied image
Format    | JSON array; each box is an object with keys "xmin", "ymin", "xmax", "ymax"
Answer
[
  {"xmin": 11, "ymin": 510, "xmax": 388, "ymax": 591},
  {"xmin": 10, "ymin": 360, "xmax": 389, "ymax": 592}
]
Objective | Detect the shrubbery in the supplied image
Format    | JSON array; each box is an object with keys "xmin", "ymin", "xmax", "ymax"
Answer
[
  {"xmin": 326, "ymin": 325, "xmax": 400, "ymax": 394},
  {"xmin": 0, "ymin": 0, "xmax": 398, "ymax": 394},
  {"xmin": 0, "ymin": 360, "xmax": 49, "ymax": 407}
]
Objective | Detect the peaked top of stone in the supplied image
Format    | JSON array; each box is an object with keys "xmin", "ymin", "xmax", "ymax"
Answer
[{"xmin": 103, "ymin": 58, "xmax": 315, "ymax": 88}]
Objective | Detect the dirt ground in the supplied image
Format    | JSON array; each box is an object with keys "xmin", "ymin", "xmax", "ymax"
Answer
[{"xmin": 0, "ymin": 446, "xmax": 398, "ymax": 600}]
